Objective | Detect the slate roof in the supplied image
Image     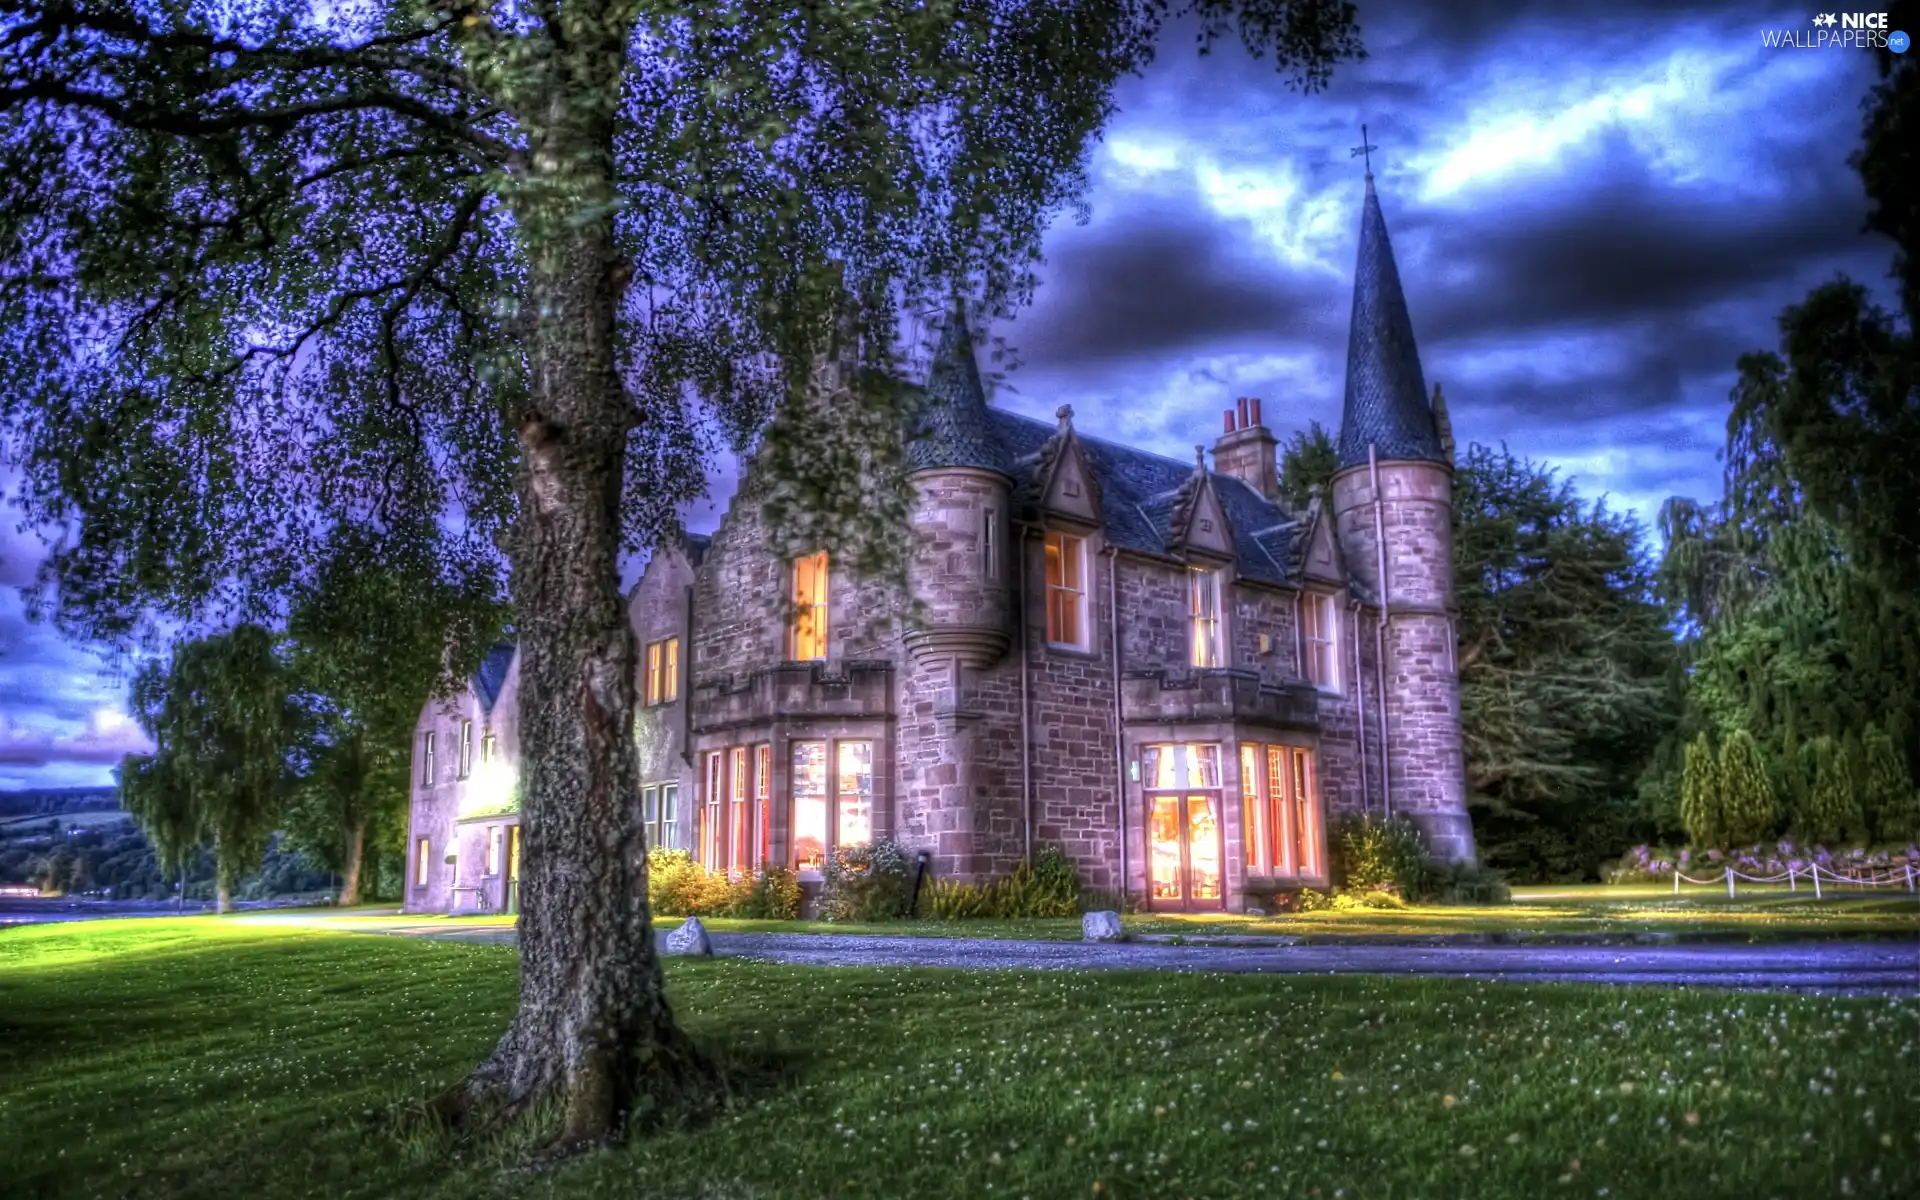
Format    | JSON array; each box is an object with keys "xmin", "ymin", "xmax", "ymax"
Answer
[
  {"xmin": 907, "ymin": 308, "xmax": 1015, "ymax": 477},
  {"xmin": 1336, "ymin": 178, "xmax": 1446, "ymax": 471},
  {"xmin": 983, "ymin": 408, "xmax": 1309, "ymax": 588},
  {"xmin": 471, "ymin": 643, "xmax": 517, "ymax": 715}
]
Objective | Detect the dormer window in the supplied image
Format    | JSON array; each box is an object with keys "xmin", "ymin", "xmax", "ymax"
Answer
[
  {"xmin": 1303, "ymin": 592, "xmax": 1340, "ymax": 692},
  {"xmin": 790, "ymin": 552, "xmax": 829, "ymax": 661},
  {"xmin": 1189, "ymin": 568, "xmax": 1225, "ymax": 669},
  {"xmin": 1044, "ymin": 531, "xmax": 1089, "ymax": 651}
]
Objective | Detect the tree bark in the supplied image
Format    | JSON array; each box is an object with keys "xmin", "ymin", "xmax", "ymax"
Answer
[
  {"xmin": 437, "ymin": 101, "xmax": 712, "ymax": 1152},
  {"xmin": 338, "ymin": 820, "xmax": 365, "ymax": 907}
]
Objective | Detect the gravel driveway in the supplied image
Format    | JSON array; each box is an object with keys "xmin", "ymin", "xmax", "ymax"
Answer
[{"xmin": 707, "ymin": 932, "xmax": 1920, "ymax": 994}]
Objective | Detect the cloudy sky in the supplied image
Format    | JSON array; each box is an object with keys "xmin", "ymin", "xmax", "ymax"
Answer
[{"xmin": 0, "ymin": 1, "xmax": 1900, "ymax": 790}]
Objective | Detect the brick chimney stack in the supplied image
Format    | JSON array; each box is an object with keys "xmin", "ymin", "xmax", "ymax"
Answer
[{"xmin": 1211, "ymin": 396, "xmax": 1280, "ymax": 501}]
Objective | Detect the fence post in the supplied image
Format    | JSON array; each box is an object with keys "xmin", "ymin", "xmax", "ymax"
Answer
[
  {"xmin": 1906, "ymin": 865, "xmax": 1914, "ymax": 895},
  {"xmin": 1812, "ymin": 863, "xmax": 1822, "ymax": 900},
  {"xmin": 1788, "ymin": 865, "xmax": 1796, "ymax": 892},
  {"xmin": 1726, "ymin": 866, "xmax": 1735, "ymax": 898},
  {"xmin": 1674, "ymin": 869, "xmax": 1681, "ymax": 895}
]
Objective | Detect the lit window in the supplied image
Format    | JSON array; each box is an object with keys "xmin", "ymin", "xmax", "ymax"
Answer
[
  {"xmin": 791, "ymin": 741, "xmax": 828, "ymax": 874},
  {"xmin": 837, "ymin": 740, "xmax": 873, "ymax": 850},
  {"xmin": 1240, "ymin": 745, "xmax": 1264, "ymax": 869},
  {"xmin": 1189, "ymin": 568, "xmax": 1225, "ymax": 668},
  {"xmin": 702, "ymin": 752, "xmax": 724, "ymax": 870},
  {"xmin": 983, "ymin": 510, "xmax": 1000, "ymax": 580},
  {"xmin": 421, "ymin": 732, "xmax": 436, "ymax": 786},
  {"xmin": 1044, "ymin": 531, "xmax": 1088, "ymax": 649},
  {"xmin": 1292, "ymin": 748, "xmax": 1318, "ymax": 876},
  {"xmin": 481, "ymin": 731, "xmax": 497, "ymax": 764},
  {"xmin": 729, "ymin": 746, "xmax": 751, "ymax": 872},
  {"xmin": 755, "ymin": 744, "xmax": 772, "ymax": 867},
  {"xmin": 459, "ymin": 720, "xmax": 473, "ymax": 779},
  {"xmin": 660, "ymin": 783, "xmax": 678, "ymax": 849},
  {"xmin": 663, "ymin": 637, "xmax": 679, "ymax": 702},
  {"xmin": 414, "ymin": 837, "xmax": 429, "ymax": 888},
  {"xmin": 1303, "ymin": 593, "xmax": 1340, "ymax": 691},
  {"xmin": 791, "ymin": 552, "xmax": 829, "ymax": 661},
  {"xmin": 644, "ymin": 641, "xmax": 663, "ymax": 705}
]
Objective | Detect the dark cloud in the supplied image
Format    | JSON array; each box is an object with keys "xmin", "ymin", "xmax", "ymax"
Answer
[{"xmin": 1011, "ymin": 206, "xmax": 1344, "ymax": 369}]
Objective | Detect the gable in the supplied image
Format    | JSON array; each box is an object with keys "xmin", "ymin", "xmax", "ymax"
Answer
[
  {"xmin": 1041, "ymin": 439, "xmax": 1101, "ymax": 524},
  {"xmin": 1179, "ymin": 477, "xmax": 1235, "ymax": 561},
  {"xmin": 1301, "ymin": 512, "xmax": 1345, "ymax": 585}
]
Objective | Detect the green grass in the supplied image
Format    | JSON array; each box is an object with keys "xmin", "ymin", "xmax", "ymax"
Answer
[{"xmin": 2, "ymin": 919, "xmax": 1915, "ymax": 1199}]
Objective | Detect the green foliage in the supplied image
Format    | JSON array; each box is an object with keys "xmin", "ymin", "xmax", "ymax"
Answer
[
  {"xmin": 1293, "ymin": 887, "xmax": 1332, "ymax": 913},
  {"xmin": 731, "ymin": 866, "xmax": 803, "ymax": 922},
  {"xmin": 1331, "ymin": 816, "xmax": 1430, "ymax": 898},
  {"xmin": 925, "ymin": 845, "xmax": 1083, "ymax": 920},
  {"xmin": 1680, "ymin": 734, "xmax": 1725, "ymax": 849},
  {"xmin": 1423, "ymin": 861, "xmax": 1513, "ymax": 906},
  {"xmin": 1331, "ymin": 889, "xmax": 1405, "ymax": 911},
  {"xmin": 120, "ymin": 625, "xmax": 295, "ymax": 909},
  {"xmin": 821, "ymin": 839, "xmax": 916, "ymax": 923},
  {"xmin": 1716, "ymin": 729, "xmax": 1777, "ymax": 846},
  {"xmin": 644, "ymin": 849, "xmax": 800, "ymax": 920},
  {"xmin": 1858, "ymin": 725, "xmax": 1918, "ymax": 843},
  {"xmin": 1803, "ymin": 737, "xmax": 1865, "ymax": 846},
  {"xmin": 1452, "ymin": 443, "xmax": 1675, "ymax": 881},
  {"xmin": 1275, "ymin": 420, "xmax": 1337, "ymax": 513}
]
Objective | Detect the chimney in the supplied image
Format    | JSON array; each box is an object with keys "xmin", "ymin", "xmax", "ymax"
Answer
[{"xmin": 1210, "ymin": 395, "xmax": 1281, "ymax": 502}]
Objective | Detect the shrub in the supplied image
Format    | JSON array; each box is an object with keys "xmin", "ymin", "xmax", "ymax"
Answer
[
  {"xmin": 1803, "ymin": 736, "xmax": 1864, "ymax": 846},
  {"xmin": 1294, "ymin": 887, "xmax": 1332, "ymax": 912},
  {"xmin": 1860, "ymin": 725, "xmax": 1920, "ymax": 844},
  {"xmin": 821, "ymin": 838, "xmax": 915, "ymax": 922},
  {"xmin": 1332, "ymin": 815, "xmax": 1430, "ymax": 897},
  {"xmin": 731, "ymin": 865, "xmax": 803, "ymax": 920},
  {"xmin": 1332, "ymin": 888, "xmax": 1405, "ymax": 910},
  {"xmin": 923, "ymin": 844, "xmax": 1085, "ymax": 920},
  {"xmin": 1423, "ymin": 860, "xmax": 1512, "ymax": 905},
  {"xmin": 647, "ymin": 849, "xmax": 727, "ymax": 916},
  {"xmin": 1718, "ymin": 730, "xmax": 1777, "ymax": 846},
  {"xmin": 1077, "ymin": 887, "xmax": 1138, "ymax": 916},
  {"xmin": 1680, "ymin": 733, "xmax": 1724, "ymax": 848}
]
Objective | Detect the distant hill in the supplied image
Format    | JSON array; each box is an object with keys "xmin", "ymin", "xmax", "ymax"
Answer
[{"xmin": 0, "ymin": 788, "xmax": 122, "ymax": 818}]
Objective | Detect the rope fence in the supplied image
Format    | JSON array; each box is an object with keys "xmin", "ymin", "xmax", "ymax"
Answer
[{"xmin": 1671, "ymin": 862, "xmax": 1919, "ymax": 899}]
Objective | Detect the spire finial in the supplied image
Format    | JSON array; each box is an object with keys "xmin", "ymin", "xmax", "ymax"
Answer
[
  {"xmin": 1055, "ymin": 404, "xmax": 1074, "ymax": 431},
  {"xmin": 1194, "ymin": 444, "xmax": 1206, "ymax": 469},
  {"xmin": 1350, "ymin": 122, "xmax": 1379, "ymax": 180}
]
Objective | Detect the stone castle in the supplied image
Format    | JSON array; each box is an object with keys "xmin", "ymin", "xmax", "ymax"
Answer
[{"xmin": 404, "ymin": 174, "xmax": 1475, "ymax": 916}]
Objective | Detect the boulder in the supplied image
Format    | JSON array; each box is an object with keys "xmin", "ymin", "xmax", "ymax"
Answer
[
  {"xmin": 1081, "ymin": 910, "xmax": 1125, "ymax": 942},
  {"xmin": 663, "ymin": 916, "xmax": 713, "ymax": 956}
]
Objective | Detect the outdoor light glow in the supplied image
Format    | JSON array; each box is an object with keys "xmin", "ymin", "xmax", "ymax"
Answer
[{"xmin": 458, "ymin": 757, "xmax": 518, "ymax": 817}]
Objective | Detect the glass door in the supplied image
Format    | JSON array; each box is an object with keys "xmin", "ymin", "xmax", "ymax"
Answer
[{"xmin": 1141, "ymin": 744, "xmax": 1225, "ymax": 910}]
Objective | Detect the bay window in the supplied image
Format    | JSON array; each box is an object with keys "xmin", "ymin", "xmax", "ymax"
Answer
[
  {"xmin": 790, "ymin": 738, "xmax": 874, "ymax": 875},
  {"xmin": 1237, "ymin": 742, "xmax": 1323, "ymax": 879}
]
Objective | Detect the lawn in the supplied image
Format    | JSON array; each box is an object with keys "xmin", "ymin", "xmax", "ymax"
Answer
[{"xmin": 2, "ymin": 920, "xmax": 1915, "ymax": 1199}]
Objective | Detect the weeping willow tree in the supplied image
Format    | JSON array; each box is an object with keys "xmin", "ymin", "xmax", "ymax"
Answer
[
  {"xmin": 0, "ymin": 0, "xmax": 1364, "ymax": 1148},
  {"xmin": 119, "ymin": 624, "xmax": 294, "ymax": 911}
]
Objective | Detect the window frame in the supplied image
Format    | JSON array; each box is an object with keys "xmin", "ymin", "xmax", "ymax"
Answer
[
  {"xmin": 485, "ymin": 825, "xmax": 502, "ymax": 876},
  {"xmin": 644, "ymin": 640, "xmax": 663, "ymax": 705},
  {"xmin": 790, "ymin": 552, "xmax": 830, "ymax": 662},
  {"xmin": 983, "ymin": 508, "xmax": 1000, "ymax": 581},
  {"xmin": 1235, "ymin": 742, "xmax": 1324, "ymax": 879},
  {"xmin": 1189, "ymin": 566, "xmax": 1226, "ymax": 669},
  {"xmin": 413, "ymin": 837, "xmax": 430, "ymax": 889},
  {"xmin": 788, "ymin": 737, "xmax": 874, "ymax": 877},
  {"xmin": 458, "ymin": 719, "xmax": 473, "ymax": 779},
  {"xmin": 661, "ymin": 782, "xmax": 679, "ymax": 850},
  {"xmin": 1303, "ymin": 592, "xmax": 1341, "ymax": 693},
  {"xmin": 421, "ymin": 732, "xmax": 436, "ymax": 786},
  {"xmin": 701, "ymin": 751, "xmax": 724, "ymax": 870},
  {"xmin": 1044, "ymin": 530, "xmax": 1090, "ymax": 651}
]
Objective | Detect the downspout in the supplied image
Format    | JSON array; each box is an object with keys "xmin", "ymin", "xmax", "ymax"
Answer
[
  {"xmin": 1350, "ymin": 595, "xmax": 1370, "ymax": 818},
  {"xmin": 1368, "ymin": 445, "xmax": 1392, "ymax": 820},
  {"xmin": 1106, "ymin": 544, "xmax": 1127, "ymax": 905},
  {"xmin": 681, "ymin": 582, "xmax": 696, "ymax": 770},
  {"xmin": 1015, "ymin": 525, "xmax": 1035, "ymax": 865}
]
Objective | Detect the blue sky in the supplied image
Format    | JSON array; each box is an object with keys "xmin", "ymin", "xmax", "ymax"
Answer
[{"xmin": 0, "ymin": 1, "xmax": 1900, "ymax": 790}]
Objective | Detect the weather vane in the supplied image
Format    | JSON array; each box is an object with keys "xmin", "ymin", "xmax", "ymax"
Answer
[{"xmin": 1350, "ymin": 123, "xmax": 1379, "ymax": 177}]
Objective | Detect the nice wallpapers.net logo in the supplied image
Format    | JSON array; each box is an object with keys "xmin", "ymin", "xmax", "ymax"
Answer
[{"xmin": 1761, "ymin": 12, "xmax": 1911, "ymax": 51}]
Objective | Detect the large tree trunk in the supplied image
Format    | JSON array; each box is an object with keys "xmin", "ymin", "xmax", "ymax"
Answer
[
  {"xmin": 337, "ymin": 820, "xmax": 364, "ymax": 907},
  {"xmin": 438, "ymin": 98, "xmax": 711, "ymax": 1153}
]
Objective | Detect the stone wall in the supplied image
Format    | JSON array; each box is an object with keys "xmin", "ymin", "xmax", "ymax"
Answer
[{"xmin": 630, "ymin": 544, "xmax": 699, "ymax": 847}]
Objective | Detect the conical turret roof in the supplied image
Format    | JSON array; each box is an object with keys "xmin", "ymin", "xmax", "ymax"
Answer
[
  {"xmin": 909, "ymin": 304, "xmax": 1014, "ymax": 477},
  {"xmin": 1336, "ymin": 178, "xmax": 1446, "ymax": 470}
]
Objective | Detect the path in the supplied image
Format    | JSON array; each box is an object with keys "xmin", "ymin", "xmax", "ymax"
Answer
[{"xmin": 230, "ymin": 913, "xmax": 1920, "ymax": 994}]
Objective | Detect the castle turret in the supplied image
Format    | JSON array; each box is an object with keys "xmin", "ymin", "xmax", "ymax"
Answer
[{"xmin": 1327, "ymin": 173, "xmax": 1477, "ymax": 864}]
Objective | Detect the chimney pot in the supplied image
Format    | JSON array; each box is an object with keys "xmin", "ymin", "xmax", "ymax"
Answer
[
  {"xmin": 1222, "ymin": 409, "xmax": 1235, "ymax": 434},
  {"xmin": 1249, "ymin": 397, "xmax": 1263, "ymax": 427},
  {"xmin": 1236, "ymin": 397, "xmax": 1250, "ymax": 428}
]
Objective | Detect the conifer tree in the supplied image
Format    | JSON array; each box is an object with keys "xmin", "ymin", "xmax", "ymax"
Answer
[
  {"xmin": 1716, "ymin": 728, "xmax": 1776, "ymax": 847},
  {"xmin": 1680, "ymin": 733, "xmax": 1724, "ymax": 849},
  {"xmin": 1804, "ymin": 736, "xmax": 1864, "ymax": 847},
  {"xmin": 1859, "ymin": 725, "xmax": 1920, "ymax": 844}
]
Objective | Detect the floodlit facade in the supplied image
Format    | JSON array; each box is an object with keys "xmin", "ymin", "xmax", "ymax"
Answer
[{"xmin": 404, "ymin": 176, "xmax": 1475, "ymax": 915}]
